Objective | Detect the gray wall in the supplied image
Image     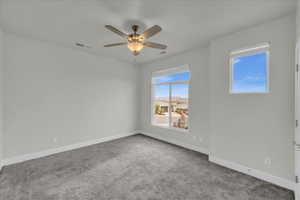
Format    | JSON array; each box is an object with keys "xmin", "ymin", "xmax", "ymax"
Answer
[
  {"xmin": 3, "ymin": 33, "xmax": 139, "ymax": 158},
  {"xmin": 139, "ymin": 15, "xmax": 295, "ymax": 182},
  {"xmin": 209, "ymin": 15, "xmax": 295, "ymax": 181},
  {"xmin": 139, "ymin": 47, "xmax": 210, "ymax": 151},
  {"xmin": 0, "ymin": 28, "xmax": 3, "ymax": 167},
  {"xmin": 297, "ymin": 0, "xmax": 300, "ymax": 40},
  {"xmin": 296, "ymin": 0, "xmax": 300, "ymax": 197},
  {"xmin": 0, "ymin": 13, "xmax": 295, "ymax": 184}
]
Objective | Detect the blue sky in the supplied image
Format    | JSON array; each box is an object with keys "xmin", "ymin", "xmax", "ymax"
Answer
[
  {"xmin": 232, "ymin": 52, "xmax": 267, "ymax": 93},
  {"xmin": 154, "ymin": 52, "xmax": 267, "ymax": 97},
  {"xmin": 153, "ymin": 72, "xmax": 189, "ymax": 98},
  {"xmin": 153, "ymin": 72, "xmax": 190, "ymax": 84}
]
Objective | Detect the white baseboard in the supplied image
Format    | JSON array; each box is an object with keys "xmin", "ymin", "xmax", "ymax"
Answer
[
  {"xmin": 209, "ymin": 155, "xmax": 296, "ymax": 191},
  {"xmin": 1, "ymin": 131, "xmax": 296, "ymax": 194},
  {"xmin": 2, "ymin": 132, "xmax": 136, "ymax": 166},
  {"xmin": 138, "ymin": 130, "xmax": 295, "ymax": 192},
  {"xmin": 139, "ymin": 131, "xmax": 209, "ymax": 155}
]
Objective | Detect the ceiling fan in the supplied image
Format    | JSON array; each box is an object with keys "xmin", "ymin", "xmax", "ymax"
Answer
[{"xmin": 104, "ymin": 24, "xmax": 167, "ymax": 56}]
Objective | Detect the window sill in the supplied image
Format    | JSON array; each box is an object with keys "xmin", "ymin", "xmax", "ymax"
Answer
[{"xmin": 151, "ymin": 124, "xmax": 189, "ymax": 133}]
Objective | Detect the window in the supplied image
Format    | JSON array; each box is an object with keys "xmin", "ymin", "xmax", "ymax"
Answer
[
  {"xmin": 230, "ymin": 43, "xmax": 269, "ymax": 93},
  {"xmin": 152, "ymin": 66, "xmax": 190, "ymax": 131}
]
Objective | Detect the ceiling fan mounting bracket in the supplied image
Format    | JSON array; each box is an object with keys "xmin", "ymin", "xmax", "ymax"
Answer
[{"xmin": 132, "ymin": 25, "xmax": 139, "ymax": 33}]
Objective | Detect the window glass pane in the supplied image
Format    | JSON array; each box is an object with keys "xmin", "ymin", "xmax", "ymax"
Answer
[
  {"xmin": 153, "ymin": 84, "xmax": 169, "ymax": 127},
  {"xmin": 232, "ymin": 52, "xmax": 267, "ymax": 93},
  {"xmin": 153, "ymin": 72, "xmax": 190, "ymax": 84},
  {"xmin": 171, "ymin": 84, "xmax": 189, "ymax": 130}
]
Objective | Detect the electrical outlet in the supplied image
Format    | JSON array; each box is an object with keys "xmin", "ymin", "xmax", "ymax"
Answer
[
  {"xmin": 198, "ymin": 137, "xmax": 203, "ymax": 143},
  {"xmin": 192, "ymin": 135, "xmax": 203, "ymax": 143},
  {"xmin": 53, "ymin": 137, "xmax": 57, "ymax": 143},
  {"xmin": 264, "ymin": 157, "xmax": 271, "ymax": 166}
]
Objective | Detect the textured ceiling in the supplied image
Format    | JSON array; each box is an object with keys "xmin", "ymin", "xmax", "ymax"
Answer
[{"xmin": 0, "ymin": 0, "xmax": 296, "ymax": 64}]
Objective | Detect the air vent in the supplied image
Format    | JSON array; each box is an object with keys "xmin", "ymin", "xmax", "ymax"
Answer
[{"xmin": 75, "ymin": 43, "xmax": 91, "ymax": 48}]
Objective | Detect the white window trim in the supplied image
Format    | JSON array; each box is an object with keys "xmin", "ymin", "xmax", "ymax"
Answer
[
  {"xmin": 152, "ymin": 65, "xmax": 190, "ymax": 78},
  {"xmin": 151, "ymin": 65, "xmax": 190, "ymax": 133},
  {"xmin": 229, "ymin": 43, "xmax": 270, "ymax": 94}
]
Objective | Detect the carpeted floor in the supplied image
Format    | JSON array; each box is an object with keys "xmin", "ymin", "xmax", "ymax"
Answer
[{"xmin": 0, "ymin": 134, "xmax": 294, "ymax": 200}]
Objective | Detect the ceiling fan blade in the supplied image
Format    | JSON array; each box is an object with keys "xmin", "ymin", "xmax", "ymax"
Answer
[
  {"xmin": 104, "ymin": 42, "xmax": 127, "ymax": 47},
  {"xmin": 105, "ymin": 25, "xmax": 128, "ymax": 39},
  {"xmin": 143, "ymin": 42, "xmax": 167, "ymax": 49},
  {"xmin": 141, "ymin": 25, "xmax": 162, "ymax": 39}
]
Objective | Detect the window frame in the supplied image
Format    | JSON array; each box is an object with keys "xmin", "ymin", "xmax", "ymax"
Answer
[
  {"xmin": 229, "ymin": 43, "xmax": 270, "ymax": 94},
  {"xmin": 151, "ymin": 65, "xmax": 190, "ymax": 133}
]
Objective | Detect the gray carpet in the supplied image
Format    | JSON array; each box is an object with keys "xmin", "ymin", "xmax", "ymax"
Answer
[{"xmin": 0, "ymin": 134, "xmax": 294, "ymax": 200}]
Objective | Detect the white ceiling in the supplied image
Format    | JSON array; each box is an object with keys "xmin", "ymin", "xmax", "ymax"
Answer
[{"xmin": 0, "ymin": 0, "xmax": 296, "ymax": 64}]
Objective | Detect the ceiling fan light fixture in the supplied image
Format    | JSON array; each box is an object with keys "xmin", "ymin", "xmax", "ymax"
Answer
[
  {"xmin": 127, "ymin": 41, "xmax": 144, "ymax": 55},
  {"xmin": 104, "ymin": 24, "xmax": 166, "ymax": 56}
]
